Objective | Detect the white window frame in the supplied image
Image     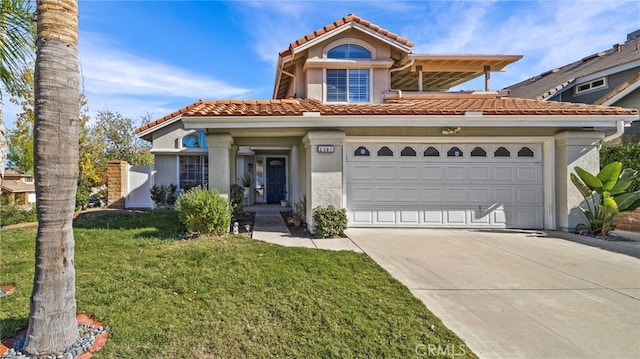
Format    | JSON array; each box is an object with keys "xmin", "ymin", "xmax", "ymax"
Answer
[
  {"xmin": 324, "ymin": 68, "xmax": 372, "ymax": 103},
  {"xmin": 179, "ymin": 155, "xmax": 208, "ymax": 190},
  {"xmin": 575, "ymin": 77, "xmax": 607, "ymax": 95}
]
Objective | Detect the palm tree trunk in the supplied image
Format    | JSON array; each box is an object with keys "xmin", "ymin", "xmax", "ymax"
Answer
[
  {"xmin": 22, "ymin": 0, "xmax": 79, "ymax": 355},
  {"xmin": 1, "ymin": 104, "xmax": 6, "ymax": 185}
]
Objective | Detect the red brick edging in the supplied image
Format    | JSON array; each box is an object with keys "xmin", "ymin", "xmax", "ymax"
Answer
[{"xmin": 0, "ymin": 314, "xmax": 108, "ymax": 358}]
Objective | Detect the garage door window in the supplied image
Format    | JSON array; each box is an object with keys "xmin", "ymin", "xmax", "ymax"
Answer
[
  {"xmin": 447, "ymin": 147, "xmax": 464, "ymax": 157},
  {"xmin": 494, "ymin": 147, "xmax": 511, "ymax": 157},
  {"xmin": 424, "ymin": 147, "xmax": 440, "ymax": 157},
  {"xmin": 518, "ymin": 147, "xmax": 534, "ymax": 157},
  {"xmin": 354, "ymin": 146, "xmax": 370, "ymax": 156},
  {"xmin": 471, "ymin": 147, "xmax": 487, "ymax": 157},
  {"xmin": 401, "ymin": 146, "xmax": 416, "ymax": 156},
  {"xmin": 378, "ymin": 146, "xmax": 394, "ymax": 156}
]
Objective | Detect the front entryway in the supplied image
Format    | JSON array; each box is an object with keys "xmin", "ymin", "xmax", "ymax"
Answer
[{"xmin": 266, "ymin": 157, "xmax": 286, "ymax": 203}]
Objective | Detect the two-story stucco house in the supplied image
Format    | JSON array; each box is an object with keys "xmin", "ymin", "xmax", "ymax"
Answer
[{"xmin": 135, "ymin": 14, "xmax": 638, "ymax": 232}]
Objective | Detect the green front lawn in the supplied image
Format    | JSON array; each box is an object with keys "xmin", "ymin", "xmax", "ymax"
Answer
[{"xmin": 1, "ymin": 210, "xmax": 475, "ymax": 358}]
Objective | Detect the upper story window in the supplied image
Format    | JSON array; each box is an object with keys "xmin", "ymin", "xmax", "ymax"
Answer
[
  {"xmin": 327, "ymin": 69, "xmax": 370, "ymax": 102},
  {"xmin": 575, "ymin": 77, "xmax": 607, "ymax": 95},
  {"xmin": 182, "ymin": 132, "xmax": 207, "ymax": 148},
  {"xmin": 327, "ymin": 44, "xmax": 371, "ymax": 59},
  {"xmin": 23, "ymin": 176, "xmax": 33, "ymax": 183},
  {"xmin": 325, "ymin": 43, "xmax": 371, "ymax": 103}
]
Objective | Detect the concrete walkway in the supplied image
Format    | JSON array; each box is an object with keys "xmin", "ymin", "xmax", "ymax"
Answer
[
  {"xmin": 346, "ymin": 228, "xmax": 640, "ymax": 359},
  {"xmin": 249, "ymin": 205, "xmax": 362, "ymax": 252}
]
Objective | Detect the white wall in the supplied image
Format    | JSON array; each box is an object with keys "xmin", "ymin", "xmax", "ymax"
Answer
[{"xmin": 126, "ymin": 165, "xmax": 154, "ymax": 209}]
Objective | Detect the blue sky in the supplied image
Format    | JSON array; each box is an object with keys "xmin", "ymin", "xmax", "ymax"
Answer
[{"xmin": 4, "ymin": 0, "xmax": 640, "ymax": 129}]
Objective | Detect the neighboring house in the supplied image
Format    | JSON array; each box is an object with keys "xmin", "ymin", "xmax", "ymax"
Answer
[
  {"xmin": 503, "ymin": 29, "xmax": 640, "ymax": 143},
  {"xmin": 135, "ymin": 14, "xmax": 638, "ymax": 232},
  {"xmin": 1, "ymin": 168, "xmax": 36, "ymax": 205}
]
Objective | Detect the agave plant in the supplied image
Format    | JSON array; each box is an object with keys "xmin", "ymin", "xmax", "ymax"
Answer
[{"xmin": 570, "ymin": 162, "xmax": 640, "ymax": 236}]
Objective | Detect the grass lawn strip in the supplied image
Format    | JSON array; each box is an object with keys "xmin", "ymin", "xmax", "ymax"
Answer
[{"xmin": 1, "ymin": 211, "xmax": 476, "ymax": 358}]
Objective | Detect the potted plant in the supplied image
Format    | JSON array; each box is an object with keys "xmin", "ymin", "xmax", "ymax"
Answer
[
  {"xmin": 238, "ymin": 173, "xmax": 252, "ymax": 201},
  {"xmin": 239, "ymin": 173, "xmax": 252, "ymax": 188},
  {"xmin": 291, "ymin": 196, "xmax": 306, "ymax": 226}
]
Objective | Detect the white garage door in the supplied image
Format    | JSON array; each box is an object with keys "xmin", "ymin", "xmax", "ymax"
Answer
[{"xmin": 346, "ymin": 143, "xmax": 543, "ymax": 229}]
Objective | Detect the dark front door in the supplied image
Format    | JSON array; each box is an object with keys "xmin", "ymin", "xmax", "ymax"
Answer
[{"xmin": 266, "ymin": 157, "xmax": 286, "ymax": 203}]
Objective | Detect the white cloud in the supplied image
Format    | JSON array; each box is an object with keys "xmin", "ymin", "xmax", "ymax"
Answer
[
  {"xmin": 407, "ymin": 0, "xmax": 639, "ymax": 90},
  {"xmin": 78, "ymin": 33, "xmax": 255, "ymax": 120}
]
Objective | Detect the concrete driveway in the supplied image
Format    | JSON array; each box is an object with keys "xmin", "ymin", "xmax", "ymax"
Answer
[{"xmin": 346, "ymin": 228, "xmax": 640, "ymax": 359}]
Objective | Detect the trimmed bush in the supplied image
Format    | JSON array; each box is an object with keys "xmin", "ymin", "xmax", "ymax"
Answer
[
  {"xmin": 313, "ymin": 205, "xmax": 347, "ymax": 238},
  {"xmin": 175, "ymin": 187, "xmax": 231, "ymax": 235},
  {"xmin": 150, "ymin": 184, "xmax": 178, "ymax": 208},
  {"xmin": 1, "ymin": 205, "xmax": 37, "ymax": 226}
]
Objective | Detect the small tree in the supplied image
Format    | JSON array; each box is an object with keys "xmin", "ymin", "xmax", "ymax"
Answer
[
  {"xmin": 571, "ymin": 162, "xmax": 640, "ymax": 236},
  {"xmin": 229, "ymin": 184, "xmax": 244, "ymax": 218}
]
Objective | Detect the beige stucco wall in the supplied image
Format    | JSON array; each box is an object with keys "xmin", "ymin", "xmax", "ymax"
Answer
[
  {"xmin": 151, "ymin": 121, "xmax": 203, "ymax": 150},
  {"xmin": 554, "ymin": 131, "xmax": 604, "ymax": 232},
  {"xmin": 206, "ymin": 133, "xmax": 234, "ymax": 198},
  {"xmin": 153, "ymin": 155, "xmax": 178, "ymax": 187},
  {"xmin": 303, "ymin": 131, "xmax": 346, "ymax": 231},
  {"xmin": 299, "ymin": 30, "xmax": 396, "ymax": 104}
]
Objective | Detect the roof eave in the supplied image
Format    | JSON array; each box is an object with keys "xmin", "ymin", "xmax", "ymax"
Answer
[
  {"xmin": 182, "ymin": 114, "xmax": 637, "ymax": 130},
  {"xmin": 136, "ymin": 115, "xmax": 183, "ymax": 140}
]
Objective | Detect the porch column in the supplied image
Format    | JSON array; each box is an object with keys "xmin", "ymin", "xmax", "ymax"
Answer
[
  {"xmin": 554, "ymin": 131, "xmax": 604, "ymax": 232},
  {"xmin": 290, "ymin": 145, "xmax": 299, "ymax": 202},
  {"xmin": 303, "ymin": 130, "xmax": 346, "ymax": 232},
  {"xmin": 206, "ymin": 133, "xmax": 234, "ymax": 198}
]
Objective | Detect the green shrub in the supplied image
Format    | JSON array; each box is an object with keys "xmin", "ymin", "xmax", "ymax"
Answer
[
  {"xmin": 1, "ymin": 205, "xmax": 37, "ymax": 226},
  {"xmin": 1, "ymin": 193, "xmax": 13, "ymax": 206},
  {"xmin": 571, "ymin": 162, "xmax": 640, "ymax": 236},
  {"xmin": 313, "ymin": 205, "xmax": 347, "ymax": 238},
  {"xmin": 601, "ymin": 144, "xmax": 640, "ymax": 192},
  {"xmin": 175, "ymin": 187, "xmax": 231, "ymax": 235},
  {"xmin": 230, "ymin": 184, "xmax": 244, "ymax": 218},
  {"xmin": 76, "ymin": 178, "xmax": 91, "ymax": 210},
  {"xmin": 291, "ymin": 196, "xmax": 306, "ymax": 222},
  {"xmin": 150, "ymin": 184, "xmax": 178, "ymax": 208}
]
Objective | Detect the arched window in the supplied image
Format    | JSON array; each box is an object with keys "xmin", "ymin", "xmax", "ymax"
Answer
[
  {"xmin": 326, "ymin": 43, "xmax": 371, "ymax": 103},
  {"xmin": 354, "ymin": 146, "xmax": 370, "ymax": 156},
  {"xmin": 518, "ymin": 147, "xmax": 534, "ymax": 157},
  {"xmin": 377, "ymin": 146, "xmax": 394, "ymax": 157},
  {"xmin": 424, "ymin": 146, "xmax": 440, "ymax": 157},
  {"xmin": 471, "ymin": 147, "xmax": 487, "ymax": 157},
  {"xmin": 401, "ymin": 146, "xmax": 416, "ymax": 157},
  {"xmin": 327, "ymin": 44, "xmax": 371, "ymax": 59},
  {"xmin": 182, "ymin": 132, "xmax": 207, "ymax": 148},
  {"xmin": 447, "ymin": 147, "xmax": 463, "ymax": 157},
  {"xmin": 494, "ymin": 147, "xmax": 511, "ymax": 157}
]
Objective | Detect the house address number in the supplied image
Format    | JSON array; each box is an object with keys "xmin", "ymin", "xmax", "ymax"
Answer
[{"xmin": 317, "ymin": 145, "xmax": 335, "ymax": 153}]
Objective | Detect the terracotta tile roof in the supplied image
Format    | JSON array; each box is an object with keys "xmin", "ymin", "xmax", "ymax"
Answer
[
  {"xmin": 135, "ymin": 100, "xmax": 205, "ymax": 134},
  {"xmin": 135, "ymin": 94, "xmax": 638, "ymax": 134},
  {"xmin": 278, "ymin": 14, "xmax": 414, "ymax": 58}
]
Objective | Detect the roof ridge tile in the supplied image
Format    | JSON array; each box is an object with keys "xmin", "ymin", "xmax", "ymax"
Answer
[{"xmin": 279, "ymin": 14, "xmax": 413, "ymax": 60}]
